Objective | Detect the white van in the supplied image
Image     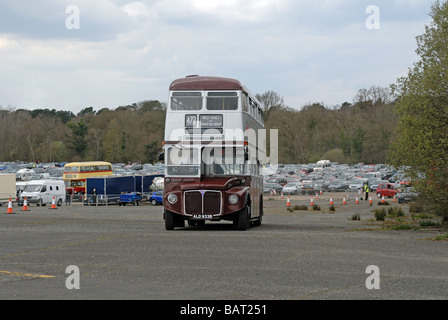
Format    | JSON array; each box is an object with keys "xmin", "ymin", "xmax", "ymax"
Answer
[
  {"xmin": 16, "ymin": 168, "xmax": 36, "ymax": 181},
  {"xmin": 314, "ymin": 160, "xmax": 331, "ymax": 172},
  {"xmin": 19, "ymin": 179, "xmax": 65, "ymax": 206}
]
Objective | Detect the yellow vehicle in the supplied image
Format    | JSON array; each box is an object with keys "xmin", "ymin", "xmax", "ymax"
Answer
[{"xmin": 62, "ymin": 161, "xmax": 113, "ymax": 195}]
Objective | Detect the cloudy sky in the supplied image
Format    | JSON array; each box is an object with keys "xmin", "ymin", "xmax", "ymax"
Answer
[{"xmin": 0, "ymin": 0, "xmax": 434, "ymax": 113}]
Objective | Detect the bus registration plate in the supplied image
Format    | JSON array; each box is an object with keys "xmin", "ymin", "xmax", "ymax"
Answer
[{"xmin": 192, "ymin": 214, "xmax": 213, "ymax": 219}]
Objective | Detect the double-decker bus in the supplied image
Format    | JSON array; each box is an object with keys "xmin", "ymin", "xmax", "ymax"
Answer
[
  {"xmin": 62, "ymin": 161, "xmax": 113, "ymax": 195},
  {"xmin": 162, "ymin": 75, "xmax": 265, "ymax": 230}
]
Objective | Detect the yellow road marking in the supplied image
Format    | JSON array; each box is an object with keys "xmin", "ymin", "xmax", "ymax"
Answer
[{"xmin": 0, "ymin": 270, "xmax": 55, "ymax": 279}]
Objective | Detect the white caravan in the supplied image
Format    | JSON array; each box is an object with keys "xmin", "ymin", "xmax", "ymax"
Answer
[{"xmin": 19, "ymin": 179, "xmax": 65, "ymax": 206}]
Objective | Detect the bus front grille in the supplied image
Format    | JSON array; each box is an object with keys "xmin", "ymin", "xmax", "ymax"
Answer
[{"xmin": 184, "ymin": 190, "xmax": 221, "ymax": 215}]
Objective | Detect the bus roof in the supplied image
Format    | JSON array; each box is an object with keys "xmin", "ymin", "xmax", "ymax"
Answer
[
  {"xmin": 64, "ymin": 161, "xmax": 112, "ymax": 167},
  {"xmin": 169, "ymin": 76, "xmax": 244, "ymax": 91}
]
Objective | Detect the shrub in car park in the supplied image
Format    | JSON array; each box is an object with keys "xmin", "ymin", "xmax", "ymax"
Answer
[
  {"xmin": 387, "ymin": 207, "xmax": 404, "ymax": 217},
  {"xmin": 374, "ymin": 208, "xmax": 387, "ymax": 221},
  {"xmin": 293, "ymin": 204, "xmax": 308, "ymax": 211},
  {"xmin": 409, "ymin": 202, "xmax": 424, "ymax": 213}
]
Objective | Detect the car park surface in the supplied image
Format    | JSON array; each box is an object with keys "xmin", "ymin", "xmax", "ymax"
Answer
[{"xmin": 0, "ymin": 196, "xmax": 446, "ymax": 300}]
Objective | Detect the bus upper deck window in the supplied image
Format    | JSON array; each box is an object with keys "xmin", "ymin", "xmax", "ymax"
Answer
[
  {"xmin": 171, "ymin": 92, "xmax": 202, "ymax": 110},
  {"xmin": 207, "ymin": 92, "xmax": 238, "ymax": 110}
]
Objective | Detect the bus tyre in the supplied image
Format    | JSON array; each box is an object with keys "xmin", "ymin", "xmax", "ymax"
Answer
[
  {"xmin": 165, "ymin": 210, "xmax": 175, "ymax": 230},
  {"xmin": 234, "ymin": 203, "xmax": 250, "ymax": 231},
  {"xmin": 165, "ymin": 210, "xmax": 184, "ymax": 230}
]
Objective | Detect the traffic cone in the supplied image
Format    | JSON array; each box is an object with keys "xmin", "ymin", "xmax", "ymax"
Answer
[
  {"xmin": 343, "ymin": 196, "xmax": 347, "ymax": 205},
  {"xmin": 286, "ymin": 196, "xmax": 291, "ymax": 207},
  {"xmin": 329, "ymin": 195, "xmax": 333, "ymax": 205},
  {"xmin": 393, "ymin": 195, "xmax": 396, "ymax": 203},
  {"xmin": 5, "ymin": 197, "xmax": 14, "ymax": 214},
  {"xmin": 315, "ymin": 192, "xmax": 319, "ymax": 199},
  {"xmin": 355, "ymin": 196, "xmax": 359, "ymax": 204},
  {"xmin": 281, "ymin": 192, "xmax": 284, "ymax": 199},
  {"xmin": 310, "ymin": 196, "xmax": 314, "ymax": 206},
  {"xmin": 369, "ymin": 196, "xmax": 372, "ymax": 205},
  {"xmin": 382, "ymin": 196, "xmax": 385, "ymax": 204},
  {"xmin": 50, "ymin": 196, "xmax": 57, "ymax": 209},
  {"xmin": 21, "ymin": 197, "xmax": 30, "ymax": 211}
]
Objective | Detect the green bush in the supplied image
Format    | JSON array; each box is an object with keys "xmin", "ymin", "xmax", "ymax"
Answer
[
  {"xmin": 312, "ymin": 204, "xmax": 321, "ymax": 211},
  {"xmin": 351, "ymin": 213, "xmax": 360, "ymax": 221},
  {"xmin": 388, "ymin": 207, "xmax": 404, "ymax": 217},
  {"xmin": 293, "ymin": 204, "xmax": 308, "ymax": 211},
  {"xmin": 374, "ymin": 208, "xmax": 387, "ymax": 221},
  {"xmin": 409, "ymin": 202, "xmax": 424, "ymax": 213},
  {"xmin": 419, "ymin": 220, "xmax": 440, "ymax": 227},
  {"xmin": 392, "ymin": 224, "xmax": 413, "ymax": 230}
]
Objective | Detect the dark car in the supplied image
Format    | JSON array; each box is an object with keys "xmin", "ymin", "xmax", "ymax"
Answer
[
  {"xmin": 266, "ymin": 177, "xmax": 288, "ymax": 186},
  {"xmin": 149, "ymin": 191, "xmax": 163, "ymax": 205},
  {"xmin": 263, "ymin": 183, "xmax": 284, "ymax": 194},
  {"xmin": 397, "ymin": 187, "xmax": 419, "ymax": 203}
]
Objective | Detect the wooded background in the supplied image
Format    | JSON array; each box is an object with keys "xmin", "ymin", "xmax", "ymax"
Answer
[{"xmin": 0, "ymin": 85, "xmax": 395, "ymax": 165}]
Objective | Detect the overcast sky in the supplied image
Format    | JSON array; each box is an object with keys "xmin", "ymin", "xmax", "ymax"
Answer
[{"xmin": 0, "ymin": 0, "xmax": 434, "ymax": 113}]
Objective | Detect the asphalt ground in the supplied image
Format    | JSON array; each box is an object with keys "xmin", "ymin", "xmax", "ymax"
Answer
[{"xmin": 0, "ymin": 193, "xmax": 447, "ymax": 301}]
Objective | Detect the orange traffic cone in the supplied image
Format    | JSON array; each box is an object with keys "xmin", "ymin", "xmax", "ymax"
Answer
[
  {"xmin": 5, "ymin": 197, "xmax": 14, "ymax": 214},
  {"xmin": 315, "ymin": 192, "xmax": 319, "ymax": 199},
  {"xmin": 342, "ymin": 196, "xmax": 347, "ymax": 205},
  {"xmin": 393, "ymin": 195, "xmax": 396, "ymax": 203},
  {"xmin": 382, "ymin": 195, "xmax": 385, "ymax": 204},
  {"xmin": 329, "ymin": 195, "xmax": 333, "ymax": 205},
  {"xmin": 286, "ymin": 195, "xmax": 291, "ymax": 207},
  {"xmin": 355, "ymin": 196, "xmax": 359, "ymax": 204},
  {"xmin": 50, "ymin": 196, "xmax": 57, "ymax": 209},
  {"xmin": 281, "ymin": 192, "xmax": 284, "ymax": 199},
  {"xmin": 310, "ymin": 196, "xmax": 314, "ymax": 206},
  {"xmin": 369, "ymin": 196, "xmax": 372, "ymax": 204},
  {"xmin": 21, "ymin": 197, "xmax": 30, "ymax": 211}
]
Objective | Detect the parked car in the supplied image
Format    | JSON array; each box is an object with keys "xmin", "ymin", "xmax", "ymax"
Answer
[
  {"xmin": 349, "ymin": 179, "xmax": 366, "ymax": 190},
  {"xmin": 327, "ymin": 180, "xmax": 346, "ymax": 192},
  {"xmin": 376, "ymin": 183, "xmax": 401, "ymax": 198},
  {"xmin": 300, "ymin": 183, "xmax": 316, "ymax": 195},
  {"xmin": 266, "ymin": 177, "xmax": 288, "ymax": 186},
  {"xmin": 282, "ymin": 182, "xmax": 301, "ymax": 195},
  {"xmin": 263, "ymin": 183, "xmax": 284, "ymax": 194},
  {"xmin": 149, "ymin": 191, "xmax": 163, "ymax": 205},
  {"xmin": 397, "ymin": 187, "xmax": 419, "ymax": 203}
]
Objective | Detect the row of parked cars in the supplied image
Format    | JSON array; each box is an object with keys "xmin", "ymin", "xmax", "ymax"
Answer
[{"xmin": 262, "ymin": 163, "xmax": 417, "ymax": 203}]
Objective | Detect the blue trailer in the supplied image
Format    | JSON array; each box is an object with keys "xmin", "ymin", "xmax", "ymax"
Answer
[{"xmin": 85, "ymin": 174, "xmax": 163, "ymax": 205}]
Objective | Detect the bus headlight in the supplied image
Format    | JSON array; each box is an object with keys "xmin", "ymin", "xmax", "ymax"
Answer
[
  {"xmin": 228, "ymin": 194, "xmax": 239, "ymax": 205},
  {"xmin": 167, "ymin": 193, "xmax": 178, "ymax": 204}
]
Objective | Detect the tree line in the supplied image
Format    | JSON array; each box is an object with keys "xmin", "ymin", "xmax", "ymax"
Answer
[{"xmin": 0, "ymin": 86, "xmax": 396, "ymax": 165}]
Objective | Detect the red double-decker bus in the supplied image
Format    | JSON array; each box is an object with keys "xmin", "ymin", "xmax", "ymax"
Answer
[{"xmin": 162, "ymin": 75, "xmax": 265, "ymax": 230}]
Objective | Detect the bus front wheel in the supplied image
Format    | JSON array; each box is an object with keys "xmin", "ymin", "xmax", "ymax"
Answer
[
  {"xmin": 164, "ymin": 210, "xmax": 184, "ymax": 230},
  {"xmin": 234, "ymin": 202, "xmax": 250, "ymax": 231}
]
